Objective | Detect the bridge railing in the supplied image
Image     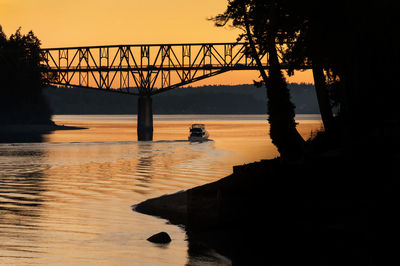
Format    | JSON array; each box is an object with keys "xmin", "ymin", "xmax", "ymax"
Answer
[{"xmin": 40, "ymin": 43, "xmax": 270, "ymax": 95}]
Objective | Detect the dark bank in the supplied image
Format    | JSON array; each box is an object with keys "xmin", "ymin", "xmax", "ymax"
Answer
[{"xmin": 135, "ymin": 135, "xmax": 398, "ymax": 265}]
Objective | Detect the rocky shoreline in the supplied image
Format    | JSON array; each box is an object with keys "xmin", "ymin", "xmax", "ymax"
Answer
[{"xmin": 135, "ymin": 151, "xmax": 398, "ymax": 264}]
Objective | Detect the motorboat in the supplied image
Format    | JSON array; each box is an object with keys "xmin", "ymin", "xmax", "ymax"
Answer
[{"xmin": 188, "ymin": 124, "xmax": 209, "ymax": 142}]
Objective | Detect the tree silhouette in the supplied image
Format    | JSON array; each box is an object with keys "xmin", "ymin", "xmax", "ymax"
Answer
[
  {"xmin": 0, "ymin": 26, "xmax": 52, "ymax": 125},
  {"xmin": 216, "ymin": 0, "xmax": 399, "ymax": 155},
  {"xmin": 214, "ymin": 0, "xmax": 304, "ymax": 161},
  {"xmin": 279, "ymin": 1, "xmax": 399, "ymax": 153}
]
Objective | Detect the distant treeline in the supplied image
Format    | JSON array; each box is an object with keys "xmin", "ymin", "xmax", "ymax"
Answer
[{"xmin": 43, "ymin": 83, "xmax": 319, "ymax": 114}]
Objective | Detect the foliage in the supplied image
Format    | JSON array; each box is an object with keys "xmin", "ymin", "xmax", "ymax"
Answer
[
  {"xmin": 215, "ymin": 0, "xmax": 399, "ymax": 155},
  {"xmin": 281, "ymin": 1, "xmax": 399, "ymax": 152},
  {"xmin": 0, "ymin": 26, "xmax": 52, "ymax": 125}
]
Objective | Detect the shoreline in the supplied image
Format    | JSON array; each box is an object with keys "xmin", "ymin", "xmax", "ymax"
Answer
[
  {"xmin": 134, "ymin": 151, "xmax": 397, "ymax": 264},
  {"xmin": 1, "ymin": 123, "xmax": 87, "ymax": 133},
  {"xmin": 1, "ymin": 123, "xmax": 87, "ymax": 143}
]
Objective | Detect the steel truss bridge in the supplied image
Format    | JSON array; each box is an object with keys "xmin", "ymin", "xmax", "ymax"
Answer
[
  {"xmin": 40, "ymin": 42, "xmax": 299, "ymax": 140},
  {"xmin": 40, "ymin": 42, "xmax": 275, "ymax": 95}
]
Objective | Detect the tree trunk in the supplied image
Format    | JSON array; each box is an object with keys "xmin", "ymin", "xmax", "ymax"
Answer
[
  {"xmin": 243, "ymin": 8, "xmax": 304, "ymax": 161},
  {"xmin": 312, "ymin": 60, "xmax": 334, "ymax": 134}
]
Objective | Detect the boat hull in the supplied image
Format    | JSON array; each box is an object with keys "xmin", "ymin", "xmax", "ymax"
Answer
[{"xmin": 188, "ymin": 136, "xmax": 209, "ymax": 142}]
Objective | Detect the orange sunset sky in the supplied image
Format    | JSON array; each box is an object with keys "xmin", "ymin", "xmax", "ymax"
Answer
[{"xmin": 0, "ymin": 0, "xmax": 313, "ymax": 85}]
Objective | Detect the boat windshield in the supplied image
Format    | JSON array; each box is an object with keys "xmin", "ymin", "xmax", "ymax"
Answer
[
  {"xmin": 190, "ymin": 124, "xmax": 205, "ymax": 129},
  {"xmin": 190, "ymin": 128, "xmax": 203, "ymax": 133}
]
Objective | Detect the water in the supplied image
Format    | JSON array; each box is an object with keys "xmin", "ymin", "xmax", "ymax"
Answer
[{"xmin": 0, "ymin": 114, "xmax": 322, "ymax": 265}]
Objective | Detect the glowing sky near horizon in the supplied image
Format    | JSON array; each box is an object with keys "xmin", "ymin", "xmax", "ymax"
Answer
[{"xmin": 0, "ymin": 0, "xmax": 313, "ymax": 84}]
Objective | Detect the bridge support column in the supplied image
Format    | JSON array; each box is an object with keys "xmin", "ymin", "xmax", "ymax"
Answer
[{"xmin": 137, "ymin": 95, "xmax": 153, "ymax": 141}]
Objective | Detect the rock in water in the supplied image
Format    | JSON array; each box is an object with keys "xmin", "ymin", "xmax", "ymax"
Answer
[{"xmin": 147, "ymin": 232, "xmax": 171, "ymax": 244}]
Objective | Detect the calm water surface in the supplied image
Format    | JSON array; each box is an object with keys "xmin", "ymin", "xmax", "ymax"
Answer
[{"xmin": 0, "ymin": 114, "xmax": 322, "ymax": 265}]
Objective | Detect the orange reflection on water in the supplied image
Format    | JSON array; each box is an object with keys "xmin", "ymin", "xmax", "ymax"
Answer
[
  {"xmin": 0, "ymin": 115, "xmax": 324, "ymax": 264},
  {"xmin": 44, "ymin": 116, "xmax": 322, "ymax": 165}
]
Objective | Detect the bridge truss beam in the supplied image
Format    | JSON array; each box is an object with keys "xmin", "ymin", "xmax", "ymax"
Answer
[{"xmin": 41, "ymin": 42, "xmax": 273, "ymax": 96}]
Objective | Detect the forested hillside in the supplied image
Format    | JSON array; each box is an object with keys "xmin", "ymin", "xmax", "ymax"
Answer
[{"xmin": 43, "ymin": 83, "xmax": 319, "ymax": 114}]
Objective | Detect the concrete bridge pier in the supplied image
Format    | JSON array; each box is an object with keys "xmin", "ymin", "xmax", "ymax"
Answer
[{"xmin": 137, "ymin": 95, "xmax": 153, "ymax": 141}]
